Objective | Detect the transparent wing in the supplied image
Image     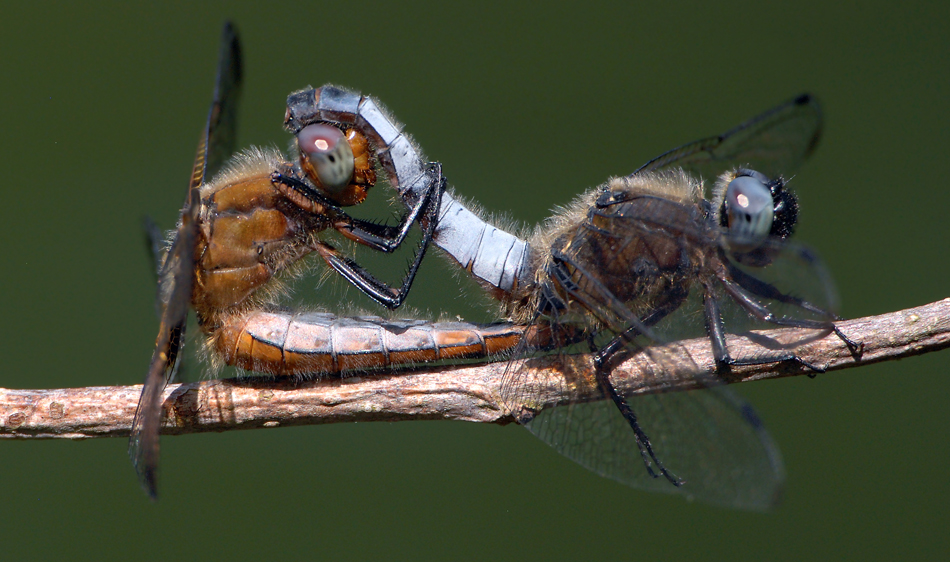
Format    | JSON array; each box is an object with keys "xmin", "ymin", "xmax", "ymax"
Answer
[
  {"xmin": 525, "ymin": 384, "xmax": 784, "ymax": 511},
  {"xmin": 204, "ymin": 22, "xmax": 243, "ymax": 182},
  {"xmin": 632, "ymin": 94, "xmax": 822, "ymax": 183},
  {"xmin": 505, "ymin": 276, "xmax": 788, "ymax": 510},
  {"xmin": 716, "ymin": 238, "xmax": 841, "ymax": 336},
  {"xmin": 502, "ymin": 197, "xmax": 839, "ymax": 510},
  {"xmin": 503, "ymin": 313, "xmax": 786, "ymax": 510},
  {"xmin": 129, "ymin": 21, "xmax": 243, "ymax": 499}
]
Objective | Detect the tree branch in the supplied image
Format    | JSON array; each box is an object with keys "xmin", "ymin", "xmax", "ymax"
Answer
[{"xmin": 2, "ymin": 298, "xmax": 948, "ymax": 439}]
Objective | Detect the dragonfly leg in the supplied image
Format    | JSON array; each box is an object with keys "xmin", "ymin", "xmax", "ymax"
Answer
[
  {"xmin": 332, "ymin": 163, "xmax": 445, "ymax": 253},
  {"xmin": 312, "ymin": 240, "xmax": 406, "ymax": 309},
  {"xmin": 592, "ymin": 346, "xmax": 684, "ymax": 486},
  {"xmin": 272, "ymin": 163, "xmax": 444, "ymax": 254},
  {"xmin": 703, "ymin": 283, "xmax": 825, "ymax": 375},
  {"xmin": 311, "ymin": 167, "xmax": 443, "ymax": 309},
  {"xmin": 270, "ymin": 169, "xmax": 341, "ymax": 215},
  {"xmin": 271, "ymin": 163, "xmax": 444, "ymax": 309},
  {"xmin": 723, "ymin": 260, "xmax": 861, "ymax": 355}
]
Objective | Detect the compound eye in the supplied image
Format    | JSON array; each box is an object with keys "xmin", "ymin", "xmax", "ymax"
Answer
[
  {"xmin": 724, "ymin": 175, "xmax": 774, "ymax": 252},
  {"xmin": 297, "ymin": 123, "xmax": 355, "ymax": 194}
]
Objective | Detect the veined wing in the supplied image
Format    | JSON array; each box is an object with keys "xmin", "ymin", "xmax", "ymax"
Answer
[
  {"xmin": 715, "ymin": 237, "xmax": 841, "ymax": 334},
  {"xmin": 632, "ymin": 94, "xmax": 822, "ymax": 183},
  {"xmin": 516, "ymin": 225, "xmax": 836, "ymax": 510},
  {"xmin": 129, "ymin": 21, "xmax": 243, "ymax": 499},
  {"xmin": 506, "ymin": 182, "xmax": 839, "ymax": 509},
  {"xmin": 203, "ymin": 23, "xmax": 242, "ymax": 184},
  {"xmin": 501, "ymin": 296, "xmax": 786, "ymax": 510},
  {"xmin": 524, "ymin": 382, "xmax": 784, "ymax": 511}
]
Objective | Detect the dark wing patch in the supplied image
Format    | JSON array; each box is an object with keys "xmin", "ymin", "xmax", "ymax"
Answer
[{"xmin": 129, "ymin": 21, "xmax": 243, "ymax": 499}]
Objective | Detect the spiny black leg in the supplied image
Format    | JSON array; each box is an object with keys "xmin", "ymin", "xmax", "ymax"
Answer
[
  {"xmin": 318, "ymin": 245, "xmax": 408, "ymax": 308},
  {"xmin": 590, "ymin": 288, "xmax": 687, "ymax": 369},
  {"xmin": 703, "ymin": 285, "xmax": 826, "ymax": 374},
  {"xmin": 718, "ymin": 275, "xmax": 852, "ymax": 342},
  {"xmin": 335, "ymin": 164, "xmax": 442, "ymax": 253},
  {"xmin": 587, "ymin": 289, "xmax": 689, "ymax": 488},
  {"xmin": 271, "ymin": 170, "xmax": 345, "ymax": 214},
  {"xmin": 724, "ymin": 257, "xmax": 861, "ymax": 354},
  {"xmin": 340, "ymin": 218, "xmax": 401, "ymax": 242},
  {"xmin": 592, "ymin": 345, "xmax": 683, "ymax": 486},
  {"xmin": 273, "ymin": 164, "xmax": 443, "ymax": 254},
  {"xmin": 383, "ymin": 165, "xmax": 444, "ymax": 304},
  {"xmin": 724, "ymin": 257, "xmax": 830, "ymax": 317},
  {"xmin": 582, "ymin": 285, "xmax": 689, "ymax": 486},
  {"xmin": 313, "ymin": 167, "xmax": 444, "ymax": 309}
]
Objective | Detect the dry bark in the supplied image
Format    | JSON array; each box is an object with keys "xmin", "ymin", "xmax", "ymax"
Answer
[{"xmin": 1, "ymin": 298, "xmax": 948, "ymax": 439}]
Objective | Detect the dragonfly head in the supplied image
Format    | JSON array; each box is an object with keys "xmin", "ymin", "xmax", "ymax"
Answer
[
  {"xmin": 718, "ymin": 169, "xmax": 799, "ymax": 266},
  {"xmin": 284, "ymin": 86, "xmax": 376, "ymax": 207}
]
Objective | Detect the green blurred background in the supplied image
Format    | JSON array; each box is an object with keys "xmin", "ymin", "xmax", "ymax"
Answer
[{"xmin": 0, "ymin": 1, "xmax": 947, "ymax": 559}]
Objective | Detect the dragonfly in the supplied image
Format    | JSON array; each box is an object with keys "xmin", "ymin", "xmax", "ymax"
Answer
[
  {"xmin": 131, "ymin": 23, "xmax": 518, "ymax": 498},
  {"xmin": 284, "ymin": 88, "xmax": 858, "ymax": 510}
]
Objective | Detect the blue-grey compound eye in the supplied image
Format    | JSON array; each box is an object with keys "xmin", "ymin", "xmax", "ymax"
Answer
[
  {"xmin": 724, "ymin": 175, "xmax": 774, "ymax": 252},
  {"xmin": 297, "ymin": 123, "xmax": 355, "ymax": 194}
]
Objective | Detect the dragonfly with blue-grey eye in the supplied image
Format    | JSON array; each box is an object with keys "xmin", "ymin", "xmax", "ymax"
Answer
[{"xmin": 285, "ymin": 87, "xmax": 860, "ymax": 510}]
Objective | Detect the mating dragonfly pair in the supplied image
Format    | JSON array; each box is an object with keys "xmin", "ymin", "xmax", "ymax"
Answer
[{"xmin": 132, "ymin": 23, "xmax": 855, "ymax": 510}]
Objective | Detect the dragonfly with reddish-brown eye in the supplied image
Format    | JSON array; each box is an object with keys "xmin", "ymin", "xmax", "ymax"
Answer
[
  {"xmin": 285, "ymin": 89, "xmax": 859, "ymax": 510},
  {"xmin": 131, "ymin": 23, "xmax": 515, "ymax": 499}
]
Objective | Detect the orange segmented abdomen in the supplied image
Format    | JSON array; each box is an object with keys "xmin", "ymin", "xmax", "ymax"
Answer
[{"xmin": 213, "ymin": 310, "xmax": 525, "ymax": 376}]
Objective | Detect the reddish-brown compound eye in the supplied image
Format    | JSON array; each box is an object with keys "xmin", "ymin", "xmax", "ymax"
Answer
[{"xmin": 296, "ymin": 123, "xmax": 355, "ymax": 194}]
